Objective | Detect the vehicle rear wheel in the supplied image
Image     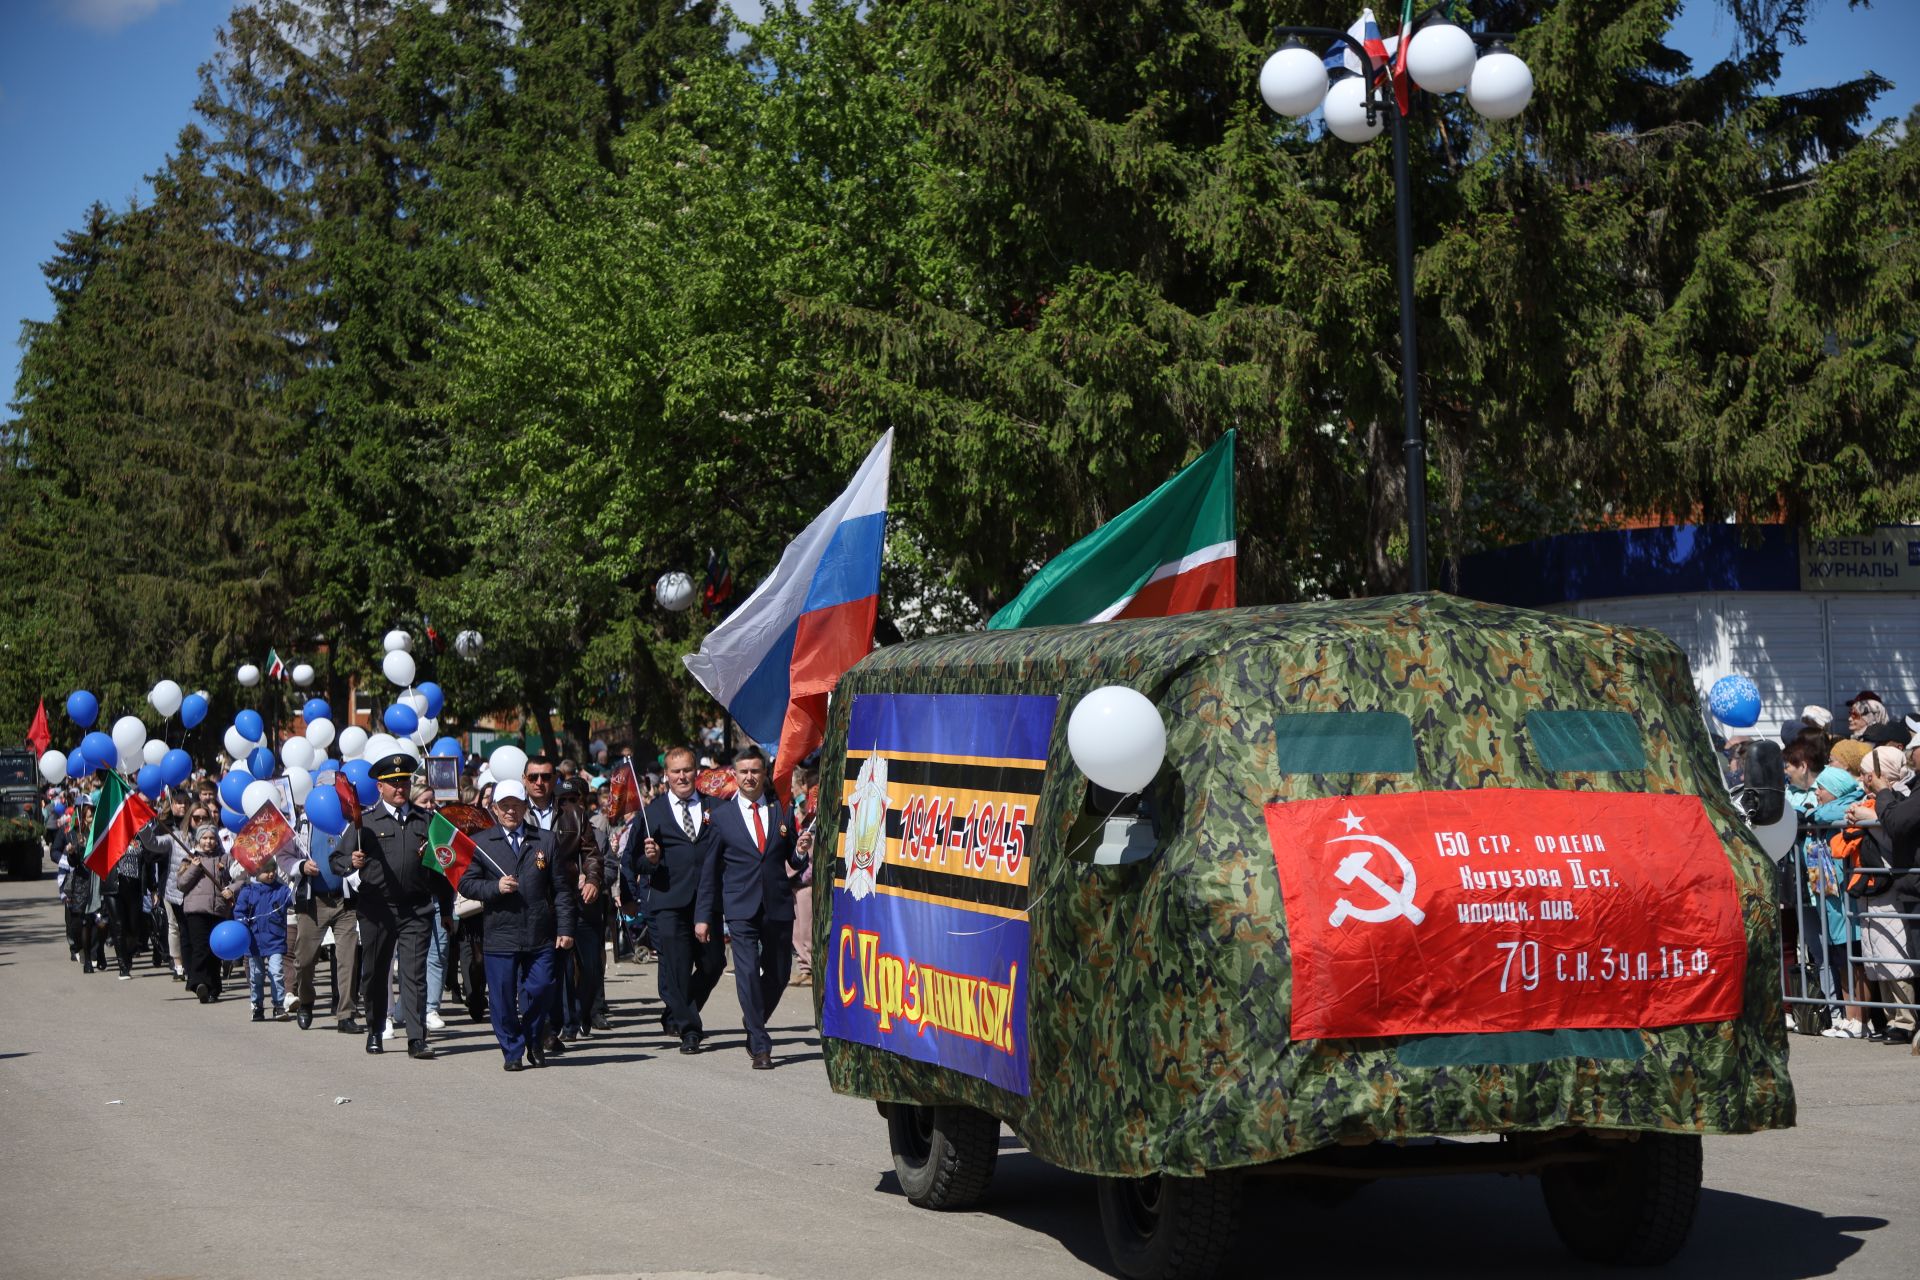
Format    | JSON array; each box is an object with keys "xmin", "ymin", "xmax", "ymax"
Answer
[
  {"xmin": 1096, "ymin": 1170, "xmax": 1242, "ymax": 1280},
  {"xmin": 886, "ymin": 1103, "xmax": 998, "ymax": 1209},
  {"xmin": 1541, "ymin": 1133, "xmax": 1702, "ymax": 1266}
]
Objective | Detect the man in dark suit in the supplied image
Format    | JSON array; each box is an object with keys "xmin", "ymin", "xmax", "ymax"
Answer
[
  {"xmin": 696, "ymin": 745, "xmax": 813, "ymax": 1069},
  {"xmin": 331, "ymin": 752, "xmax": 450, "ymax": 1060},
  {"xmin": 458, "ymin": 779, "xmax": 578, "ymax": 1071},
  {"xmin": 628, "ymin": 745, "xmax": 724, "ymax": 1053},
  {"xmin": 522, "ymin": 757, "xmax": 609, "ymax": 1048}
]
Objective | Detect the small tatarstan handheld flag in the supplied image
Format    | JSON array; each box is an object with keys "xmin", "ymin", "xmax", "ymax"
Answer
[
  {"xmin": 425, "ymin": 811, "xmax": 479, "ymax": 884},
  {"xmin": 83, "ymin": 771, "xmax": 156, "ymax": 880},
  {"xmin": 266, "ymin": 649, "xmax": 286, "ymax": 681}
]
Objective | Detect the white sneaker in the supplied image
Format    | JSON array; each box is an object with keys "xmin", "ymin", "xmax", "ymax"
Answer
[
  {"xmin": 383, "ymin": 1019, "xmax": 399, "ymax": 1039},
  {"xmin": 1821, "ymin": 1019, "xmax": 1862, "ymax": 1039},
  {"xmin": 425, "ymin": 1010, "xmax": 446, "ymax": 1031}
]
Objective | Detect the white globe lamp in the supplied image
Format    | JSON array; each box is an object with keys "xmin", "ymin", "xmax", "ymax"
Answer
[
  {"xmin": 1468, "ymin": 47, "xmax": 1534, "ymax": 120},
  {"xmin": 1259, "ymin": 42, "xmax": 1329, "ymax": 118},
  {"xmin": 1406, "ymin": 22, "xmax": 1477, "ymax": 94},
  {"xmin": 1323, "ymin": 76, "xmax": 1382, "ymax": 143}
]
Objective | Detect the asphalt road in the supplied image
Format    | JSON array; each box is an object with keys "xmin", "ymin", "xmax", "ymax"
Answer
[{"xmin": 1, "ymin": 868, "xmax": 1914, "ymax": 1280}]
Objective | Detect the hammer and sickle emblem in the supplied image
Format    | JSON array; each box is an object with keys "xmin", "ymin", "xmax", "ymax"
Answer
[{"xmin": 1326, "ymin": 834, "xmax": 1425, "ymax": 927}]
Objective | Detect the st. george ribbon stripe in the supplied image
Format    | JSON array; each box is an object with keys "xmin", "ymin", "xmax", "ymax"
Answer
[{"xmin": 841, "ymin": 753, "xmax": 1048, "ymax": 796}]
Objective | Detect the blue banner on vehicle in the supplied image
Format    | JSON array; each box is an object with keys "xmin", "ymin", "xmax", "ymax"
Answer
[{"xmin": 822, "ymin": 692, "xmax": 1057, "ymax": 1096}]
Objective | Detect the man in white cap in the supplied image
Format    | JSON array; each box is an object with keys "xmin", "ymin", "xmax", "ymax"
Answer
[{"xmin": 459, "ymin": 779, "xmax": 577, "ymax": 1070}]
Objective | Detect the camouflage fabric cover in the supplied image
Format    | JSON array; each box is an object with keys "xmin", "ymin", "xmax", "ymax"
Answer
[{"xmin": 812, "ymin": 594, "xmax": 1794, "ymax": 1177}]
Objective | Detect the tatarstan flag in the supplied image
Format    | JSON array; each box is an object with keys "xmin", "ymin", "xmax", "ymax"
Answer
[
  {"xmin": 83, "ymin": 771, "xmax": 155, "ymax": 880},
  {"xmin": 987, "ymin": 431, "xmax": 1235, "ymax": 630},
  {"xmin": 424, "ymin": 811, "xmax": 479, "ymax": 884}
]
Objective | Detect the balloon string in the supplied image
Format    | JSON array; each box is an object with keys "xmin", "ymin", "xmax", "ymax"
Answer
[{"xmin": 943, "ymin": 791, "xmax": 1141, "ymax": 937}]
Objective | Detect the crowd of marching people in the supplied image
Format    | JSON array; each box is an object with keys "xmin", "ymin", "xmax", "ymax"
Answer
[
  {"xmin": 1730, "ymin": 692, "xmax": 1920, "ymax": 1049},
  {"xmin": 41, "ymin": 739, "xmax": 825, "ymax": 1073}
]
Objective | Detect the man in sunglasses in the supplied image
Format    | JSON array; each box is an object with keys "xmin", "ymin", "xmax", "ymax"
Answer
[{"xmin": 521, "ymin": 756, "xmax": 608, "ymax": 1053}]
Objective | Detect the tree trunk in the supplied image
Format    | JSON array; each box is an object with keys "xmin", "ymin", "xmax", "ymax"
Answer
[{"xmin": 1365, "ymin": 416, "xmax": 1410, "ymax": 596}]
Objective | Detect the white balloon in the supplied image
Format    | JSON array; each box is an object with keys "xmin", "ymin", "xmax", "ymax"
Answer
[
  {"xmin": 1259, "ymin": 43, "xmax": 1329, "ymax": 118},
  {"xmin": 412, "ymin": 715, "xmax": 437, "ymax": 746},
  {"xmin": 242, "ymin": 779, "xmax": 279, "ymax": 816},
  {"xmin": 400, "ymin": 689, "xmax": 428, "ymax": 715},
  {"xmin": 382, "ymin": 649, "xmax": 416, "ymax": 688},
  {"xmin": 1406, "ymin": 21, "xmax": 1477, "ymax": 94},
  {"xmin": 1468, "ymin": 49, "xmax": 1533, "ymax": 120},
  {"xmin": 401, "ymin": 739, "xmax": 423, "ymax": 763},
  {"xmin": 654, "ymin": 571, "xmax": 697, "ymax": 612},
  {"xmin": 305, "ymin": 718, "xmax": 336, "ymax": 750},
  {"xmin": 286, "ymin": 765, "xmax": 313, "ymax": 805},
  {"xmin": 148, "ymin": 679, "xmax": 184, "ymax": 718},
  {"xmin": 117, "ymin": 744, "xmax": 141, "ymax": 774},
  {"xmin": 454, "ymin": 629, "xmax": 483, "ymax": 661},
  {"xmin": 38, "ymin": 750, "xmax": 67, "ymax": 786},
  {"xmin": 281, "ymin": 737, "xmax": 315, "ymax": 771},
  {"xmin": 237, "ymin": 664, "xmax": 261, "ymax": 688},
  {"xmin": 112, "ymin": 715, "xmax": 147, "ymax": 759},
  {"xmin": 1067, "ymin": 686, "xmax": 1167, "ymax": 794},
  {"xmin": 337, "ymin": 725, "xmax": 369, "ymax": 761},
  {"xmin": 1323, "ymin": 75, "xmax": 1382, "ymax": 143},
  {"xmin": 363, "ymin": 733, "xmax": 399, "ymax": 764},
  {"xmin": 223, "ymin": 725, "xmax": 249, "ymax": 760},
  {"xmin": 1753, "ymin": 809, "xmax": 1799, "ymax": 864},
  {"xmin": 290, "ymin": 663, "xmax": 315, "ymax": 688},
  {"xmin": 383, "ymin": 629, "xmax": 412, "ymax": 654},
  {"xmin": 490, "ymin": 745, "xmax": 528, "ymax": 784},
  {"xmin": 143, "ymin": 738, "xmax": 169, "ymax": 767}
]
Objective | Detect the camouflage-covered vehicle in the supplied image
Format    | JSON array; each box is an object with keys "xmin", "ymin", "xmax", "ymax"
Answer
[
  {"xmin": 810, "ymin": 595, "xmax": 1791, "ymax": 1279},
  {"xmin": 0, "ymin": 748, "xmax": 45, "ymax": 878}
]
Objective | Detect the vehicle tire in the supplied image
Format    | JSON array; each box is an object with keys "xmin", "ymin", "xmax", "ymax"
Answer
[
  {"xmin": 1096, "ymin": 1170, "xmax": 1242, "ymax": 1280},
  {"xmin": 1541, "ymin": 1133, "xmax": 1702, "ymax": 1266},
  {"xmin": 886, "ymin": 1103, "xmax": 999, "ymax": 1209}
]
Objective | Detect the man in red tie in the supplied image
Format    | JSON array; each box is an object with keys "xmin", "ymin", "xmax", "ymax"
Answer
[{"xmin": 695, "ymin": 746, "xmax": 812, "ymax": 1069}]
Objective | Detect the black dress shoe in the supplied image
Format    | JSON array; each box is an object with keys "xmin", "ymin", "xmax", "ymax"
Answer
[
  {"xmin": 526, "ymin": 1037, "xmax": 546, "ymax": 1067},
  {"xmin": 542, "ymin": 1034, "xmax": 567, "ymax": 1056},
  {"xmin": 338, "ymin": 1016, "xmax": 364, "ymax": 1035},
  {"xmin": 366, "ymin": 1031, "xmax": 383, "ymax": 1054},
  {"xmin": 196, "ymin": 984, "xmax": 212, "ymax": 1004},
  {"xmin": 407, "ymin": 1042, "xmax": 436, "ymax": 1060},
  {"xmin": 590, "ymin": 1013, "xmax": 613, "ymax": 1032},
  {"xmin": 296, "ymin": 1008, "xmax": 313, "ymax": 1030},
  {"xmin": 679, "ymin": 1032, "xmax": 702, "ymax": 1055},
  {"xmin": 659, "ymin": 1011, "xmax": 680, "ymax": 1037},
  {"xmin": 503, "ymin": 1059, "xmax": 525, "ymax": 1072},
  {"xmin": 1884, "ymin": 1027, "xmax": 1914, "ymax": 1045},
  {"xmin": 252, "ymin": 1007, "xmax": 266, "ymax": 1023},
  {"xmin": 751, "ymin": 1051, "xmax": 774, "ymax": 1070}
]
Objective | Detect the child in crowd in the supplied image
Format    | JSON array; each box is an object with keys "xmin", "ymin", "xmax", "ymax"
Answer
[{"xmin": 232, "ymin": 860, "xmax": 293, "ymax": 1021}]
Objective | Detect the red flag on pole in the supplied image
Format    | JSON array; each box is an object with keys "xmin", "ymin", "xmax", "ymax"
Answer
[
  {"xmin": 25, "ymin": 700, "xmax": 50, "ymax": 759},
  {"xmin": 607, "ymin": 761, "xmax": 641, "ymax": 822},
  {"xmin": 334, "ymin": 772, "xmax": 362, "ymax": 826},
  {"xmin": 230, "ymin": 804, "xmax": 295, "ymax": 875}
]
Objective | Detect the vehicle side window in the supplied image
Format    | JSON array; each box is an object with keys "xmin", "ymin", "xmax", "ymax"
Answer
[
  {"xmin": 1525, "ymin": 710, "xmax": 1646, "ymax": 772},
  {"xmin": 1273, "ymin": 712, "xmax": 1416, "ymax": 774}
]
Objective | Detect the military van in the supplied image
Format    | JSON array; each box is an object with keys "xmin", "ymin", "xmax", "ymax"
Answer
[
  {"xmin": 0, "ymin": 748, "xmax": 44, "ymax": 878},
  {"xmin": 809, "ymin": 595, "xmax": 1792, "ymax": 1280}
]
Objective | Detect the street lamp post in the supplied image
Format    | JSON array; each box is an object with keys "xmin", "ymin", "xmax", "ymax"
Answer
[{"xmin": 1260, "ymin": 12, "xmax": 1533, "ymax": 592}]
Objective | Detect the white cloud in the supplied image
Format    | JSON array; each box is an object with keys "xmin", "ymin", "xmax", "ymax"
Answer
[{"xmin": 61, "ymin": 0, "xmax": 181, "ymax": 34}]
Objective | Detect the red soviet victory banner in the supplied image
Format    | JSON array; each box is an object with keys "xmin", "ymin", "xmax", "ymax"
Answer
[{"xmin": 1265, "ymin": 789, "xmax": 1747, "ymax": 1040}]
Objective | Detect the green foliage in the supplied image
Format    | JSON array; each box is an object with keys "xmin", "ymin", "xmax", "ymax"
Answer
[{"xmin": 1, "ymin": 0, "xmax": 1914, "ymax": 752}]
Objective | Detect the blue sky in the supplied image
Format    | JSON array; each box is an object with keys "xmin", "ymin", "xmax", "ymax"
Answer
[{"xmin": 3, "ymin": 0, "xmax": 1917, "ymax": 405}]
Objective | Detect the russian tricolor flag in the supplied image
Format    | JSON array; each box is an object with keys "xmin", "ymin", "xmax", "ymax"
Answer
[{"xmin": 683, "ymin": 429, "xmax": 893, "ymax": 800}]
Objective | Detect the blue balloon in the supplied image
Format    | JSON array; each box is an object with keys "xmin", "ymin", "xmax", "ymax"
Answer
[
  {"xmin": 66, "ymin": 690, "xmax": 98, "ymax": 729},
  {"xmin": 416, "ymin": 681, "xmax": 445, "ymax": 719},
  {"xmin": 218, "ymin": 768, "xmax": 254, "ymax": 812},
  {"xmin": 302, "ymin": 698, "xmax": 332, "ymax": 725},
  {"xmin": 1709, "ymin": 674, "xmax": 1762, "ymax": 729},
  {"xmin": 220, "ymin": 804, "xmax": 249, "ymax": 834},
  {"xmin": 430, "ymin": 736, "xmax": 464, "ymax": 770},
  {"xmin": 82, "ymin": 731, "xmax": 116, "ymax": 768},
  {"xmin": 209, "ymin": 919, "xmax": 250, "ymax": 961},
  {"xmin": 66, "ymin": 745, "xmax": 89, "ymax": 777},
  {"xmin": 135, "ymin": 764, "xmax": 165, "ymax": 799},
  {"xmin": 341, "ymin": 758, "xmax": 378, "ymax": 805},
  {"xmin": 179, "ymin": 693, "xmax": 208, "ymax": 730},
  {"xmin": 305, "ymin": 785, "xmax": 347, "ymax": 836},
  {"xmin": 234, "ymin": 709, "xmax": 265, "ymax": 742},
  {"xmin": 312, "ymin": 756, "xmax": 339, "ymax": 777},
  {"xmin": 247, "ymin": 746, "xmax": 276, "ymax": 779},
  {"xmin": 160, "ymin": 748, "xmax": 194, "ymax": 788},
  {"xmin": 52, "ymin": 801, "xmax": 66, "ymax": 816},
  {"xmin": 383, "ymin": 703, "xmax": 419, "ymax": 736}
]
